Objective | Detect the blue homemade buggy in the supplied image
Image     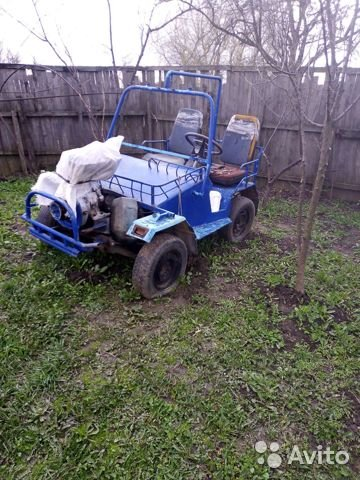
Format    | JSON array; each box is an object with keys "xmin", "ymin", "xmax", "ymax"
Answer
[{"xmin": 23, "ymin": 71, "xmax": 264, "ymax": 298}]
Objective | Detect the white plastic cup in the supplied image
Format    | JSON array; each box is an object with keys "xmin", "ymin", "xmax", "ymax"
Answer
[{"xmin": 209, "ymin": 190, "xmax": 222, "ymax": 213}]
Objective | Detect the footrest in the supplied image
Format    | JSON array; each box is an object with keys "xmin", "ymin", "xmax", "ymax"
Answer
[{"xmin": 193, "ymin": 218, "xmax": 231, "ymax": 240}]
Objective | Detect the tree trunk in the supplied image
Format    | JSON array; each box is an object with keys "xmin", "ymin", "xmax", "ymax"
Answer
[
  {"xmin": 295, "ymin": 87, "xmax": 307, "ymax": 271},
  {"xmin": 295, "ymin": 119, "xmax": 334, "ymax": 293}
]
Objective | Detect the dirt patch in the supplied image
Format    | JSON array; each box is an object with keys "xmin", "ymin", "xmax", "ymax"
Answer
[
  {"xmin": 212, "ymin": 281, "xmax": 250, "ymax": 301},
  {"xmin": 96, "ymin": 340, "xmax": 118, "ymax": 365},
  {"xmin": 85, "ymin": 309, "xmax": 120, "ymax": 329},
  {"xmin": 331, "ymin": 306, "xmax": 350, "ymax": 324},
  {"xmin": 274, "ymin": 284, "xmax": 309, "ymax": 307},
  {"xmin": 276, "ymin": 220, "xmax": 296, "ymax": 232},
  {"xmin": 276, "ymin": 236, "xmax": 296, "ymax": 253},
  {"xmin": 176, "ymin": 255, "xmax": 210, "ymax": 301},
  {"xmin": 200, "ymin": 340, "xmax": 217, "ymax": 353},
  {"xmin": 344, "ymin": 390, "xmax": 360, "ymax": 444},
  {"xmin": 332, "ymin": 227, "xmax": 360, "ymax": 256},
  {"xmin": 126, "ymin": 315, "xmax": 168, "ymax": 337},
  {"xmin": 167, "ymin": 363, "xmax": 187, "ymax": 379},
  {"xmin": 280, "ymin": 318, "xmax": 315, "ymax": 351},
  {"xmin": 255, "ymin": 221, "xmax": 297, "ymax": 252},
  {"xmin": 259, "ymin": 284, "xmax": 315, "ymax": 350},
  {"xmin": 246, "ymin": 228, "xmax": 273, "ymax": 245},
  {"xmin": 12, "ymin": 216, "xmax": 28, "ymax": 236},
  {"xmin": 67, "ymin": 270, "xmax": 107, "ymax": 285},
  {"xmin": 261, "ymin": 284, "xmax": 309, "ymax": 314}
]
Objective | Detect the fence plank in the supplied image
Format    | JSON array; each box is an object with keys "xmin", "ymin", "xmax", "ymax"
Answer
[{"xmin": 11, "ymin": 111, "xmax": 28, "ymax": 175}]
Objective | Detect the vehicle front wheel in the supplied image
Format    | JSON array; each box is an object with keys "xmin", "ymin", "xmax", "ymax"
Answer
[
  {"xmin": 132, "ymin": 233, "xmax": 188, "ymax": 299},
  {"xmin": 221, "ymin": 196, "xmax": 255, "ymax": 243}
]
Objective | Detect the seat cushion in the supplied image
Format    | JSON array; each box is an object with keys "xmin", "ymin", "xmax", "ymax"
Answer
[{"xmin": 210, "ymin": 163, "xmax": 246, "ymax": 186}]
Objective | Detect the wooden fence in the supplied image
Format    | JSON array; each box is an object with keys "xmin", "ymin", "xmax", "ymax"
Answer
[{"xmin": 0, "ymin": 64, "xmax": 359, "ymax": 199}]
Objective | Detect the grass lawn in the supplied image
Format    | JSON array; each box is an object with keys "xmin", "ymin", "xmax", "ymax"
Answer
[{"xmin": 0, "ymin": 178, "xmax": 359, "ymax": 479}]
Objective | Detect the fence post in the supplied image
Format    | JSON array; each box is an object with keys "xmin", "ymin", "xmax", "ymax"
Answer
[
  {"xmin": 11, "ymin": 111, "xmax": 28, "ymax": 175},
  {"xmin": 18, "ymin": 110, "xmax": 37, "ymax": 172}
]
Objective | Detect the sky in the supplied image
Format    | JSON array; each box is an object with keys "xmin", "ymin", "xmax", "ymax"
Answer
[
  {"xmin": 0, "ymin": 0, "xmax": 359, "ymax": 68},
  {"xmin": 0, "ymin": 0, "xmax": 173, "ymax": 66}
]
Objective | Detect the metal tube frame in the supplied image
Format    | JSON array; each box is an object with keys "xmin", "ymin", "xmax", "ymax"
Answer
[{"xmin": 107, "ymin": 75, "xmax": 221, "ymax": 195}]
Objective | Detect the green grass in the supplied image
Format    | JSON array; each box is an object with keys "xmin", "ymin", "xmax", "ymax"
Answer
[{"xmin": 0, "ymin": 179, "xmax": 359, "ymax": 479}]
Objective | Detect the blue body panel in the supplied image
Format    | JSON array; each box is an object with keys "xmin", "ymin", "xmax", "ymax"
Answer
[
  {"xmin": 127, "ymin": 212, "xmax": 186, "ymax": 242},
  {"xmin": 101, "ymin": 154, "xmax": 205, "ymax": 206}
]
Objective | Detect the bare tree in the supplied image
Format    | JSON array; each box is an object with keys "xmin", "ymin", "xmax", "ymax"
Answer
[
  {"xmin": 152, "ymin": 10, "xmax": 255, "ymax": 65},
  {"xmin": 127, "ymin": 2, "xmax": 193, "ymax": 85},
  {"xmin": 1, "ymin": 0, "xmax": 71, "ymax": 67},
  {"xmin": 0, "ymin": 0, "xmax": 194, "ymax": 141},
  {"xmin": 294, "ymin": 0, "xmax": 360, "ymax": 291},
  {"xmin": 179, "ymin": 0, "xmax": 360, "ymax": 294},
  {"xmin": 105, "ymin": 0, "xmax": 116, "ymax": 68},
  {"xmin": 1, "ymin": 0, "xmax": 105, "ymax": 139},
  {"xmin": 0, "ymin": 42, "xmax": 21, "ymax": 63}
]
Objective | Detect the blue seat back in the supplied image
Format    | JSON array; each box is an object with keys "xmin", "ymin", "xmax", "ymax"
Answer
[
  {"xmin": 168, "ymin": 108, "xmax": 203, "ymax": 155},
  {"xmin": 220, "ymin": 115, "xmax": 260, "ymax": 166}
]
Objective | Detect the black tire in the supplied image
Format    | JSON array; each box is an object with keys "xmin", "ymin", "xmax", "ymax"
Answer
[
  {"xmin": 221, "ymin": 196, "xmax": 255, "ymax": 243},
  {"xmin": 37, "ymin": 206, "xmax": 55, "ymax": 227},
  {"xmin": 242, "ymin": 186, "xmax": 259, "ymax": 214},
  {"xmin": 132, "ymin": 233, "xmax": 188, "ymax": 299}
]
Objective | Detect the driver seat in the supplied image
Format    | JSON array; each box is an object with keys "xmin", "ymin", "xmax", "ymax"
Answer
[
  {"xmin": 210, "ymin": 115, "xmax": 260, "ymax": 186},
  {"xmin": 143, "ymin": 108, "xmax": 203, "ymax": 165}
]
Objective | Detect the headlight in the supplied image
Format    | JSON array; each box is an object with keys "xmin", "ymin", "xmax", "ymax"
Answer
[{"xmin": 49, "ymin": 202, "xmax": 64, "ymax": 222}]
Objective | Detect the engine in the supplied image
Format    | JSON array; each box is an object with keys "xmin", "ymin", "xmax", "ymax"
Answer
[{"xmin": 32, "ymin": 135, "xmax": 125, "ymax": 228}]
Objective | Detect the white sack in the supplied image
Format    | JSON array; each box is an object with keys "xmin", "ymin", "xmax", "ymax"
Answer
[
  {"xmin": 32, "ymin": 136, "xmax": 124, "ymax": 216},
  {"xmin": 32, "ymin": 171, "xmax": 63, "ymax": 206},
  {"xmin": 56, "ymin": 135, "xmax": 124, "ymax": 183}
]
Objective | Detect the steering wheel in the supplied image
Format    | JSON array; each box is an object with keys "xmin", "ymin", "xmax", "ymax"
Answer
[{"xmin": 185, "ymin": 132, "xmax": 223, "ymax": 157}]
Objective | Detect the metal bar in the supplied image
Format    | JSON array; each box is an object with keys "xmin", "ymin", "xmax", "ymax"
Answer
[
  {"xmin": 123, "ymin": 141, "xmax": 191, "ymax": 160},
  {"xmin": 25, "ymin": 191, "xmax": 80, "ymax": 241},
  {"xmin": 163, "ymin": 70, "xmax": 222, "ymax": 122},
  {"xmin": 107, "ymin": 85, "xmax": 217, "ymax": 196}
]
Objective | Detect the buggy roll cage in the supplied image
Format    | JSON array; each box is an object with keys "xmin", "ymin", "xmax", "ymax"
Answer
[{"xmin": 106, "ymin": 71, "xmax": 223, "ymax": 186}]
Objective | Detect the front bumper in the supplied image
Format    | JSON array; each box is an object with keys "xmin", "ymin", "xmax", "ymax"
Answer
[{"xmin": 22, "ymin": 191, "xmax": 100, "ymax": 257}]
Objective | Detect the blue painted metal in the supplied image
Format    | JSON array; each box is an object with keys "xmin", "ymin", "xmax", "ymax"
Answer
[
  {"xmin": 164, "ymin": 70, "xmax": 222, "ymax": 126},
  {"xmin": 234, "ymin": 146, "xmax": 264, "ymax": 192},
  {"xmin": 192, "ymin": 218, "xmax": 232, "ymax": 240},
  {"xmin": 22, "ymin": 191, "xmax": 101, "ymax": 256},
  {"xmin": 107, "ymin": 84, "xmax": 218, "ymax": 196},
  {"xmin": 101, "ymin": 155, "xmax": 205, "ymax": 206},
  {"xmin": 127, "ymin": 212, "xmax": 186, "ymax": 242},
  {"xmin": 122, "ymin": 142, "xmax": 191, "ymax": 161}
]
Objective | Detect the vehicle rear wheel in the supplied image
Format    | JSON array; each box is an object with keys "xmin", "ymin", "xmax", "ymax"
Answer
[
  {"xmin": 221, "ymin": 196, "xmax": 255, "ymax": 243},
  {"xmin": 37, "ymin": 206, "xmax": 55, "ymax": 227},
  {"xmin": 132, "ymin": 233, "xmax": 188, "ymax": 299}
]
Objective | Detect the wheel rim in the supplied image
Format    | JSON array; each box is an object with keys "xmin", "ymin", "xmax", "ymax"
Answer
[
  {"xmin": 233, "ymin": 209, "xmax": 250, "ymax": 238},
  {"xmin": 153, "ymin": 250, "xmax": 183, "ymax": 291}
]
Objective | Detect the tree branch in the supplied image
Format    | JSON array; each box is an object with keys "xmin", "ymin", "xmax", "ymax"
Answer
[{"xmin": 106, "ymin": 0, "xmax": 116, "ymax": 68}]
